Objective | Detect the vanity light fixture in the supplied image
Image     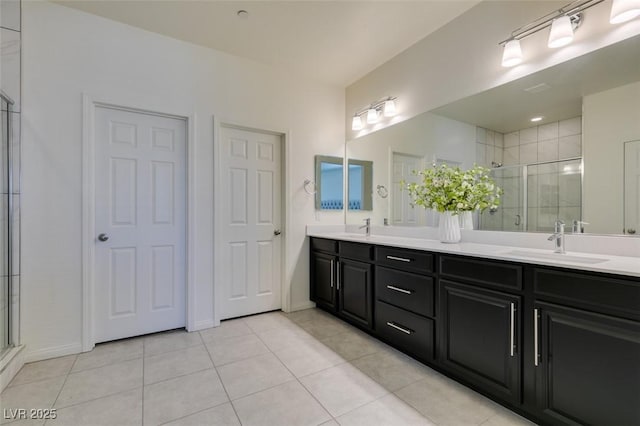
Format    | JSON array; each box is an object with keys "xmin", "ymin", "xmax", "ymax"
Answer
[
  {"xmin": 352, "ymin": 115, "xmax": 363, "ymax": 131},
  {"xmin": 351, "ymin": 96, "xmax": 398, "ymax": 131},
  {"xmin": 383, "ymin": 99, "xmax": 397, "ymax": 117},
  {"xmin": 610, "ymin": 0, "xmax": 640, "ymax": 23},
  {"xmin": 366, "ymin": 108, "xmax": 379, "ymax": 124},
  {"xmin": 501, "ymin": 39, "xmax": 523, "ymax": 67},
  {"xmin": 548, "ymin": 15, "xmax": 576, "ymax": 48},
  {"xmin": 499, "ymin": 0, "xmax": 639, "ymax": 67}
]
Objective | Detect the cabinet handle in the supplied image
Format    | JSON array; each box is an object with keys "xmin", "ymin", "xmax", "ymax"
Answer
[
  {"xmin": 534, "ymin": 308, "xmax": 540, "ymax": 367},
  {"xmin": 386, "ymin": 255, "xmax": 412, "ymax": 263},
  {"xmin": 330, "ymin": 259, "xmax": 334, "ymax": 288},
  {"xmin": 510, "ymin": 303, "xmax": 516, "ymax": 357},
  {"xmin": 336, "ymin": 261, "xmax": 340, "ymax": 291},
  {"xmin": 386, "ymin": 321, "xmax": 413, "ymax": 335},
  {"xmin": 386, "ymin": 285, "xmax": 413, "ymax": 295}
]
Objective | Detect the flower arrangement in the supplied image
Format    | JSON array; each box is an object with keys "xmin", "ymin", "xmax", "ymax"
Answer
[{"xmin": 405, "ymin": 164, "xmax": 502, "ymax": 213}]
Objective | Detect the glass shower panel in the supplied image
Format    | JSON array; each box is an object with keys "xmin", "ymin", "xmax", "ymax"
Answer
[
  {"xmin": 479, "ymin": 165, "xmax": 524, "ymax": 231},
  {"xmin": 527, "ymin": 159, "xmax": 582, "ymax": 232},
  {"xmin": 0, "ymin": 99, "xmax": 9, "ymax": 357}
]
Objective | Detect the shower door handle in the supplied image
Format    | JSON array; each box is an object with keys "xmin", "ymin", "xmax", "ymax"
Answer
[
  {"xmin": 97, "ymin": 233, "xmax": 109, "ymax": 242},
  {"xmin": 515, "ymin": 215, "xmax": 521, "ymax": 226}
]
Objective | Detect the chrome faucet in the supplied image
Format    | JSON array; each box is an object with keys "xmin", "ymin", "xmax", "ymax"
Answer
[
  {"xmin": 359, "ymin": 218, "xmax": 371, "ymax": 237},
  {"xmin": 572, "ymin": 220, "xmax": 589, "ymax": 233},
  {"xmin": 548, "ymin": 220, "xmax": 566, "ymax": 254}
]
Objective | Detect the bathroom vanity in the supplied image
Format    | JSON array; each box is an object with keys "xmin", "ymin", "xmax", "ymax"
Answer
[{"xmin": 309, "ymin": 233, "xmax": 640, "ymax": 425}]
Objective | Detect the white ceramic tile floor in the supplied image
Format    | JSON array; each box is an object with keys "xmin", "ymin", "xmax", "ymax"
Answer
[{"xmin": 2, "ymin": 309, "xmax": 536, "ymax": 425}]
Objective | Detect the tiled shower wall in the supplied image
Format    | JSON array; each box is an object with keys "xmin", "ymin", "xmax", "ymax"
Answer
[
  {"xmin": 475, "ymin": 116, "xmax": 582, "ymax": 168},
  {"xmin": 476, "ymin": 117, "xmax": 583, "ymax": 232},
  {"xmin": 1, "ymin": 0, "xmax": 21, "ymax": 347}
]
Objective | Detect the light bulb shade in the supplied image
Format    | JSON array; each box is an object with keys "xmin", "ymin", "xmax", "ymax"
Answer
[
  {"xmin": 610, "ymin": 0, "xmax": 640, "ymax": 23},
  {"xmin": 548, "ymin": 16, "xmax": 574, "ymax": 48},
  {"xmin": 351, "ymin": 115, "xmax": 363, "ymax": 131},
  {"xmin": 501, "ymin": 39, "xmax": 523, "ymax": 67},
  {"xmin": 383, "ymin": 99, "xmax": 397, "ymax": 117},
  {"xmin": 366, "ymin": 108, "xmax": 378, "ymax": 124}
]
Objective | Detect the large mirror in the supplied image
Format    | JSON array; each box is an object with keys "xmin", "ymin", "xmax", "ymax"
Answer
[{"xmin": 346, "ymin": 34, "xmax": 640, "ymax": 235}]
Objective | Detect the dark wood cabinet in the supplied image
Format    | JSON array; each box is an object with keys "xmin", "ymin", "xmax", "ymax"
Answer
[
  {"xmin": 310, "ymin": 251, "xmax": 337, "ymax": 311},
  {"xmin": 534, "ymin": 301, "xmax": 640, "ymax": 425},
  {"xmin": 310, "ymin": 238, "xmax": 374, "ymax": 330},
  {"xmin": 338, "ymin": 258, "xmax": 373, "ymax": 328},
  {"xmin": 309, "ymin": 236, "xmax": 640, "ymax": 425},
  {"xmin": 440, "ymin": 280, "xmax": 522, "ymax": 405}
]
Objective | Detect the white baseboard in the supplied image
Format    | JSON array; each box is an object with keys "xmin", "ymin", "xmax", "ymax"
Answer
[
  {"xmin": 191, "ymin": 319, "xmax": 215, "ymax": 332},
  {"xmin": 288, "ymin": 301, "xmax": 316, "ymax": 312},
  {"xmin": 23, "ymin": 342, "xmax": 83, "ymax": 363}
]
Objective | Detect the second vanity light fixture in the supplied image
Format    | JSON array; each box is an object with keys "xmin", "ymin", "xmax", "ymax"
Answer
[
  {"xmin": 352, "ymin": 96, "xmax": 397, "ymax": 131},
  {"xmin": 500, "ymin": 0, "xmax": 640, "ymax": 67}
]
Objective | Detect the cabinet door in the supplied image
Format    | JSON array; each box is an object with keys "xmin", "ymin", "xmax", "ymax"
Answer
[
  {"xmin": 311, "ymin": 252, "xmax": 337, "ymax": 311},
  {"xmin": 440, "ymin": 280, "xmax": 521, "ymax": 405},
  {"xmin": 338, "ymin": 258, "xmax": 373, "ymax": 329},
  {"xmin": 535, "ymin": 302, "xmax": 640, "ymax": 425}
]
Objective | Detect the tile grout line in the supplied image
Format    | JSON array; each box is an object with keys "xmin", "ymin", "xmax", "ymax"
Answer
[
  {"xmin": 45, "ymin": 354, "xmax": 79, "ymax": 425},
  {"xmin": 200, "ymin": 330, "xmax": 244, "ymax": 425},
  {"xmin": 252, "ymin": 319, "xmax": 338, "ymax": 423}
]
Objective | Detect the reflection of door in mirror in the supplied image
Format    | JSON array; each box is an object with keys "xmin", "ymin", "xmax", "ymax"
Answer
[
  {"xmin": 624, "ymin": 140, "xmax": 640, "ymax": 235},
  {"xmin": 315, "ymin": 155, "xmax": 344, "ymax": 210},
  {"xmin": 392, "ymin": 153, "xmax": 424, "ymax": 226}
]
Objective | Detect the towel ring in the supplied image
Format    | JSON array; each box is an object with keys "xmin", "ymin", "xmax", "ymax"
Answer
[
  {"xmin": 376, "ymin": 185, "xmax": 388, "ymax": 199},
  {"xmin": 304, "ymin": 179, "xmax": 317, "ymax": 195}
]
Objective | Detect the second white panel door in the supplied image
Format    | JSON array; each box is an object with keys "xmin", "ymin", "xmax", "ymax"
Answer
[{"xmin": 219, "ymin": 126, "xmax": 282, "ymax": 320}]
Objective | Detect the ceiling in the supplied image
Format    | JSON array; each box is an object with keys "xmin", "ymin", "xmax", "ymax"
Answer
[
  {"xmin": 431, "ymin": 34, "xmax": 640, "ymax": 134},
  {"xmin": 54, "ymin": 0, "xmax": 480, "ymax": 87}
]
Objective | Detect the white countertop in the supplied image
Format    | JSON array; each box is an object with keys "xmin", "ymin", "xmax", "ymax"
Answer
[{"xmin": 306, "ymin": 228, "xmax": 640, "ymax": 278}]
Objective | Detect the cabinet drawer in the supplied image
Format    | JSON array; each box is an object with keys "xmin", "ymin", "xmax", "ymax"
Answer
[
  {"xmin": 376, "ymin": 246, "xmax": 434, "ymax": 274},
  {"xmin": 534, "ymin": 268, "xmax": 640, "ymax": 321},
  {"xmin": 440, "ymin": 255, "xmax": 522, "ymax": 291},
  {"xmin": 339, "ymin": 241, "xmax": 373, "ymax": 262},
  {"xmin": 311, "ymin": 238, "xmax": 338, "ymax": 254},
  {"xmin": 375, "ymin": 301, "xmax": 434, "ymax": 360},
  {"xmin": 376, "ymin": 266, "xmax": 434, "ymax": 317}
]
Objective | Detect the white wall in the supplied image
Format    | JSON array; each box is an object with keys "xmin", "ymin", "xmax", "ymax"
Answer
[
  {"xmin": 21, "ymin": 1, "xmax": 345, "ymax": 361},
  {"xmin": 583, "ymin": 81, "xmax": 640, "ymax": 234},
  {"xmin": 347, "ymin": 0, "xmax": 640, "ymax": 140}
]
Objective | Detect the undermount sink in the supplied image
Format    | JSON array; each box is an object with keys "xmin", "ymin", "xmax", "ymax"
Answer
[{"xmin": 504, "ymin": 250, "xmax": 609, "ymax": 264}]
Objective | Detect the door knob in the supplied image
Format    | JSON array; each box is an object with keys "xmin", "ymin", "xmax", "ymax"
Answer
[
  {"xmin": 98, "ymin": 233, "xmax": 109, "ymax": 242},
  {"xmin": 274, "ymin": 230, "xmax": 281, "ymax": 236}
]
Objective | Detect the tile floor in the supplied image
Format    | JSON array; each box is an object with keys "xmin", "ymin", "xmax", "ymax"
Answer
[{"xmin": 1, "ymin": 309, "xmax": 536, "ymax": 426}]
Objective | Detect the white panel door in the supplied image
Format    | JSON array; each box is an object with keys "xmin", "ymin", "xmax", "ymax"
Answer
[
  {"xmin": 94, "ymin": 107, "xmax": 186, "ymax": 342},
  {"xmin": 392, "ymin": 152, "xmax": 424, "ymax": 226},
  {"xmin": 624, "ymin": 140, "xmax": 640, "ymax": 235},
  {"xmin": 219, "ymin": 126, "xmax": 282, "ymax": 319}
]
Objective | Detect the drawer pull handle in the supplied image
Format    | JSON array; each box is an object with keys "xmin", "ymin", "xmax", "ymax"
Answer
[
  {"xmin": 386, "ymin": 255, "xmax": 411, "ymax": 263},
  {"xmin": 509, "ymin": 302, "xmax": 516, "ymax": 357},
  {"xmin": 386, "ymin": 285, "xmax": 413, "ymax": 295},
  {"xmin": 534, "ymin": 308, "xmax": 540, "ymax": 367},
  {"xmin": 386, "ymin": 321, "xmax": 413, "ymax": 335},
  {"xmin": 330, "ymin": 259, "xmax": 334, "ymax": 288}
]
